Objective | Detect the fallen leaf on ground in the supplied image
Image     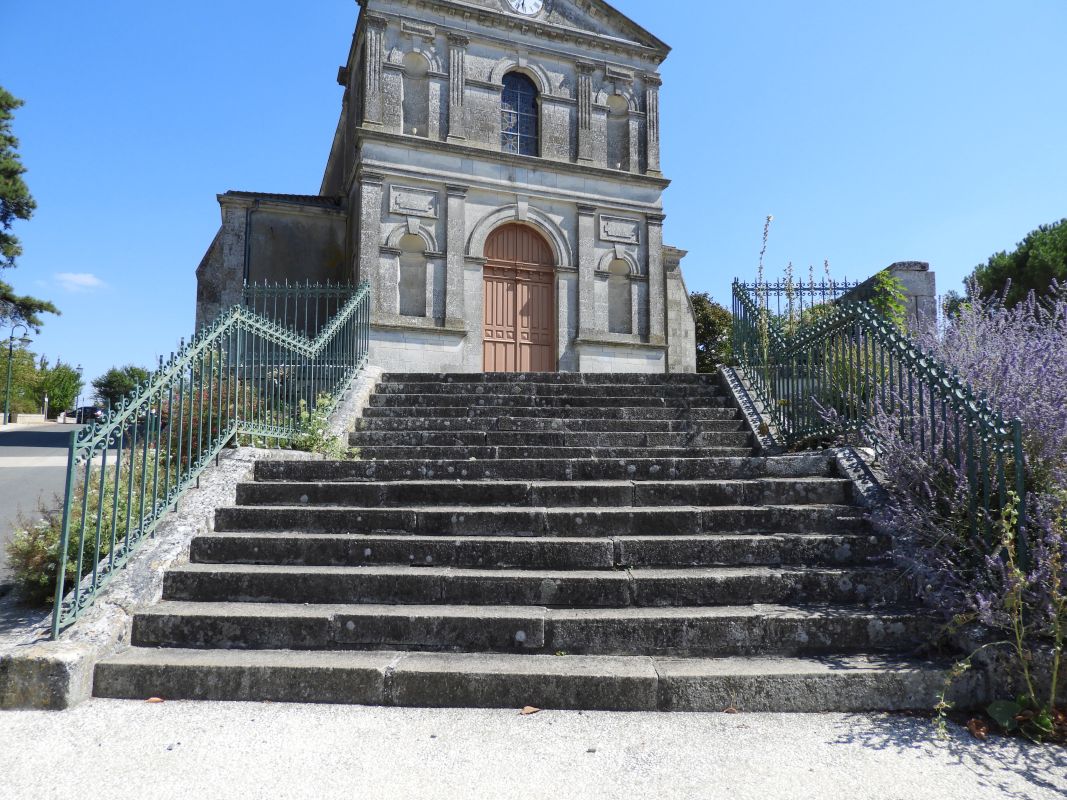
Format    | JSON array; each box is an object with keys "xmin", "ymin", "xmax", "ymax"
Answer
[
  {"xmin": 520, "ymin": 706, "xmax": 541, "ymax": 716},
  {"xmin": 145, "ymin": 697, "xmax": 165, "ymax": 704},
  {"xmin": 967, "ymin": 718, "xmax": 990, "ymax": 740}
]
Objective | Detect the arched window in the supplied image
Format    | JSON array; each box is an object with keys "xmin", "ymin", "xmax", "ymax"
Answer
[
  {"xmin": 608, "ymin": 259, "xmax": 633, "ymax": 334},
  {"xmin": 402, "ymin": 52, "xmax": 430, "ymax": 138},
  {"xmin": 398, "ymin": 233, "xmax": 427, "ymax": 317},
  {"xmin": 501, "ymin": 72, "xmax": 539, "ymax": 157},
  {"xmin": 606, "ymin": 94, "xmax": 630, "ymax": 171}
]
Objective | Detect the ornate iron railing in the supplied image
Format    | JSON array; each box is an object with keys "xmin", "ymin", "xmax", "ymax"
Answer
[
  {"xmin": 242, "ymin": 279, "xmax": 354, "ymax": 337},
  {"xmin": 732, "ymin": 279, "xmax": 1028, "ymax": 562},
  {"xmin": 50, "ymin": 281, "xmax": 371, "ymax": 636}
]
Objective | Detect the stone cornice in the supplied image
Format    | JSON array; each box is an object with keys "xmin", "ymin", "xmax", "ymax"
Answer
[
  {"xmin": 364, "ymin": 14, "xmax": 389, "ymax": 31},
  {"xmin": 354, "ymin": 127, "xmax": 671, "ymax": 191},
  {"xmin": 357, "ymin": 169, "xmax": 386, "ymax": 187},
  {"xmin": 217, "ymin": 193, "xmax": 347, "ymax": 218},
  {"xmin": 575, "ymin": 333, "xmax": 666, "ymax": 350},
  {"xmin": 374, "ymin": 0, "xmax": 669, "ymax": 63},
  {"xmin": 373, "ymin": 316, "xmax": 468, "ymax": 335}
]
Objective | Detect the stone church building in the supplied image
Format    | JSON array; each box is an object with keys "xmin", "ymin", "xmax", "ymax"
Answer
[{"xmin": 196, "ymin": 0, "xmax": 696, "ymax": 373}]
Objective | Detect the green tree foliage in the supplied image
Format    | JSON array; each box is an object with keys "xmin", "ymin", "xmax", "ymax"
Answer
[
  {"xmin": 92, "ymin": 364, "xmax": 150, "ymax": 410},
  {"xmin": 691, "ymin": 292, "xmax": 733, "ymax": 372},
  {"xmin": 35, "ymin": 358, "xmax": 83, "ymax": 416},
  {"xmin": 969, "ymin": 219, "xmax": 1067, "ymax": 307},
  {"xmin": 0, "ymin": 86, "xmax": 57, "ymax": 329},
  {"xmin": 868, "ymin": 270, "xmax": 909, "ymax": 330},
  {"xmin": 0, "ymin": 344, "xmax": 38, "ymax": 414}
]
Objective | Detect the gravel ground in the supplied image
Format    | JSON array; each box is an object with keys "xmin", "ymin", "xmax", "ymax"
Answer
[{"xmin": 1, "ymin": 701, "xmax": 1064, "ymax": 800}]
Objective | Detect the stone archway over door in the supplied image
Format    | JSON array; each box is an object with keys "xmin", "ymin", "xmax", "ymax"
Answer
[{"xmin": 483, "ymin": 223, "xmax": 556, "ymax": 372}]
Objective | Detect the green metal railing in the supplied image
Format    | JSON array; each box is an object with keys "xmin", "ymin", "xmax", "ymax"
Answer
[
  {"xmin": 732, "ymin": 279, "xmax": 1028, "ymax": 561},
  {"xmin": 242, "ymin": 279, "xmax": 355, "ymax": 337},
  {"xmin": 50, "ymin": 281, "xmax": 370, "ymax": 637}
]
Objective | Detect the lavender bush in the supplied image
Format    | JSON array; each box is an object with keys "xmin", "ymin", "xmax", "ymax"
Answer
[{"xmin": 863, "ymin": 285, "xmax": 1067, "ymax": 730}]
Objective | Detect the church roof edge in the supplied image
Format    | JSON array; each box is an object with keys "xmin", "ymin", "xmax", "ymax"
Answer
[{"xmin": 359, "ymin": 0, "xmax": 670, "ymax": 61}]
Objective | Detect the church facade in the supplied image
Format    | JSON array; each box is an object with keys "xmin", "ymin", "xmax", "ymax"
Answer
[{"xmin": 195, "ymin": 0, "xmax": 696, "ymax": 373}]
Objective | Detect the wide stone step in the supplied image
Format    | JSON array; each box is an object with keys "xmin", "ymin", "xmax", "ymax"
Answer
[
  {"xmin": 93, "ymin": 649, "xmax": 975, "ymax": 712},
  {"xmin": 130, "ymin": 602, "xmax": 933, "ymax": 657},
  {"xmin": 362, "ymin": 405, "xmax": 742, "ymax": 420},
  {"xmin": 235, "ymin": 478, "xmax": 851, "ymax": 509},
  {"xmin": 354, "ymin": 417, "xmax": 749, "ymax": 433},
  {"xmin": 374, "ymin": 382, "xmax": 728, "ymax": 398},
  {"xmin": 369, "ymin": 394, "xmax": 734, "ymax": 409},
  {"xmin": 214, "ymin": 504, "xmax": 866, "ymax": 537},
  {"xmin": 190, "ymin": 532, "xmax": 888, "ymax": 570},
  {"xmin": 353, "ymin": 445, "xmax": 754, "ymax": 461},
  {"xmin": 161, "ymin": 564, "xmax": 899, "ymax": 606},
  {"xmin": 253, "ymin": 455, "xmax": 836, "ymax": 484},
  {"xmin": 381, "ymin": 373, "xmax": 725, "ymax": 386},
  {"xmin": 348, "ymin": 430, "xmax": 755, "ymax": 449}
]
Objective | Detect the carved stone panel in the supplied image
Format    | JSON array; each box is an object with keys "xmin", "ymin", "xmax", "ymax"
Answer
[
  {"xmin": 390, "ymin": 185, "xmax": 439, "ymax": 219},
  {"xmin": 599, "ymin": 215, "xmax": 641, "ymax": 245}
]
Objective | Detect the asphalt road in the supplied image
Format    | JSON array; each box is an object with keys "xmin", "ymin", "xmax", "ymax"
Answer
[
  {"xmin": 0, "ymin": 423, "xmax": 76, "ymax": 586},
  {"xmin": 0, "ymin": 702, "xmax": 1064, "ymax": 800}
]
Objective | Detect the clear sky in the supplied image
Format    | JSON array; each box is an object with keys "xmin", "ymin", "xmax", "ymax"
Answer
[{"xmin": 2, "ymin": 0, "xmax": 1065, "ymax": 389}]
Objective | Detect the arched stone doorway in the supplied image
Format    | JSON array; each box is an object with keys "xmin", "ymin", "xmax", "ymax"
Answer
[{"xmin": 483, "ymin": 223, "xmax": 556, "ymax": 372}]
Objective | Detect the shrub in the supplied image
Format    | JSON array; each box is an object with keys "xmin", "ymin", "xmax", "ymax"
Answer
[
  {"xmin": 290, "ymin": 393, "xmax": 357, "ymax": 460},
  {"xmin": 860, "ymin": 284, "xmax": 1067, "ymax": 731},
  {"xmin": 5, "ymin": 448, "xmax": 167, "ymax": 605}
]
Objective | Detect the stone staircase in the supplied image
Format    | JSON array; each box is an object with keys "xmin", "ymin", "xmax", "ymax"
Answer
[{"xmin": 94, "ymin": 373, "xmax": 956, "ymax": 711}]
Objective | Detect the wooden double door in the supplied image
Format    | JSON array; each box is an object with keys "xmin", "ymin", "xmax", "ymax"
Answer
[{"xmin": 482, "ymin": 223, "xmax": 556, "ymax": 373}]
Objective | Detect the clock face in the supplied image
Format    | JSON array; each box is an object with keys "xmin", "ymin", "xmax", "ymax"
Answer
[{"xmin": 507, "ymin": 0, "xmax": 545, "ymax": 15}]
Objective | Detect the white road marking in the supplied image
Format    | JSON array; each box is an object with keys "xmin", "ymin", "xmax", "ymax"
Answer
[{"xmin": 0, "ymin": 456, "xmax": 70, "ymax": 468}]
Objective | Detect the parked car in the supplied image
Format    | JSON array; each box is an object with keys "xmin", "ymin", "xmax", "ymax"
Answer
[{"xmin": 75, "ymin": 406, "xmax": 105, "ymax": 425}]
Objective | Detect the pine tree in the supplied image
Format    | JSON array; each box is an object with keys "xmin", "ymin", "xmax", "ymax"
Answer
[{"xmin": 1, "ymin": 86, "xmax": 57, "ymax": 329}]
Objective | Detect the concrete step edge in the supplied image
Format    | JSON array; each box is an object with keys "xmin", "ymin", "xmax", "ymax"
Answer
[{"xmin": 92, "ymin": 648, "xmax": 982, "ymax": 711}]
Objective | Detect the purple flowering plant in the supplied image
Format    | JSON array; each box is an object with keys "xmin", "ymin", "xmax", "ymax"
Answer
[{"xmin": 859, "ymin": 283, "xmax": 1067, "ymax": 735}]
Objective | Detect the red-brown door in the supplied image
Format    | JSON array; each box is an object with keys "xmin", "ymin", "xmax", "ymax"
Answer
[{"xmin": 483, "ymin": 224, "xmax": 556, "ymax": 373}]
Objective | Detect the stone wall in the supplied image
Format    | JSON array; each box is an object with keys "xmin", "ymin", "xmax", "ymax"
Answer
[
  {"xmin": 195, "ymin": 194, "xmax": 348, "ymax": 329},
  {"xmin": 665, "ymin": 247, "xmax": 697, "ymax": 373},
  {"xmin": 842, "ymin": 261, "xmax": 938, "ymax": 331}
]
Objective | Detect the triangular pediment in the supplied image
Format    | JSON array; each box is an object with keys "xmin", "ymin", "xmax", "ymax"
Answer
[{"xmin": 441, "ymin": 0, "xmax": 669, "ymax": 55}]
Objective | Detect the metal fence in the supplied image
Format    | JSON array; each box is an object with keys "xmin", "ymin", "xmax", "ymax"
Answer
[
  {"xmin": 50, "ymin": 282, "xmax": 371, "ymax": 637},
  {"xmin": 242, "ymin": 280, "xmax": 355, "ymax": 337},
  {"xmin": 732, "ymin": 278, "xmax": 1028, "ymax": 563}
]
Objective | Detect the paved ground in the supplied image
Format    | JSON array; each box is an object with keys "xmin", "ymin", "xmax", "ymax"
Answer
[
  {"xmin": 0, "ymin": 423, "xmax": 75, "ymax": 586},
  {"xmin": 0, "ymin": 701, "xmax": 1063, "ymax": 800}
]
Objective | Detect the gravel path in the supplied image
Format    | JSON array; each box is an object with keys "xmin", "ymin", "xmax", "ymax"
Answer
[{"xmin": 1, "ymin": 701, "xmax": 1064, "ymax": 799}]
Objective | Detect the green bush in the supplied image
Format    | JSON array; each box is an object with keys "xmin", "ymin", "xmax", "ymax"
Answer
[
  {"xmin": 5, "ymin": 449, "xmax": 166, "ymax": 605},
  {"xmin": 291, "ymin": 393, "xmax": 358, "ymax": 460}
]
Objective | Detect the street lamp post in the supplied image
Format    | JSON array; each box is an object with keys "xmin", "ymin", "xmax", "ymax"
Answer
[
  {"xmin": 3, "ymin": 323, "xmax": 33, "ymax": 427},
  {"xmin": 75, "ymin": 364, "xmax": 83, "ymax": 420}
]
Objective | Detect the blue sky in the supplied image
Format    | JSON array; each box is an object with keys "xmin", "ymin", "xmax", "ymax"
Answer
[{"xmin": 3, "ymin": 0, "xmax": 1065, "ymax": 388}]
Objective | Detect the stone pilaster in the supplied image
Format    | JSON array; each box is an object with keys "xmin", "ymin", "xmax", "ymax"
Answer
[
  {"xmin": 358, "ymin": 172, "xmax": 385, "ymax": 314},
  {"xmin": 447, "ymin": 34, "xmax": 469, "ymax": 142},
  {"xmin": 644, "ymin": 74, "xmax": 662, "ymax": 175},
  {"xmin": 647, "ymin": 213, "xmax": 666, "ymax": 344},
  {"xmin": 362, "ymin": 15, "xmax": 388, "ymax": 128},
  {"xmin": 445, "ymin": 185, "xmax": 468, "ymax": 324},
  {"xmin": 576, "ymin": 62, "xmax": 595, "ymax": 163},
  {"xmin": 577, "ymin": 204, "xmax": 597, "ymax": 334}
]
